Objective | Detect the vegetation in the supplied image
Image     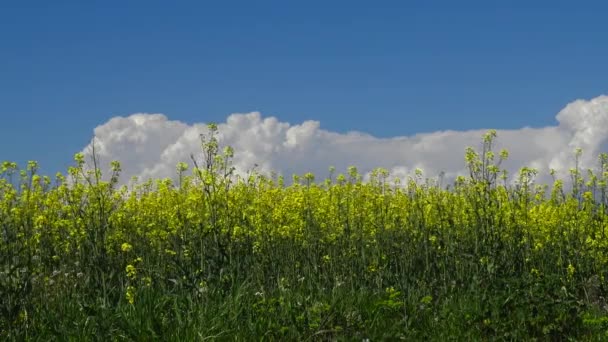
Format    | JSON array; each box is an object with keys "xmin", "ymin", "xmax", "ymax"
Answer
[{"xmin": 3, "ymin": 127, "xmax": 608, "ymax": 340}]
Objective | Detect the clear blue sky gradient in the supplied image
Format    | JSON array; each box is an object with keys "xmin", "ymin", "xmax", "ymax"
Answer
[{"xmin": 1, "ymin": 1, "xmax": 607, "ymax": 175}]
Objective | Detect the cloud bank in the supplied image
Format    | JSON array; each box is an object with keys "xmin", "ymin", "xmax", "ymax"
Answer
[{"xmin": 82, "ymin": 95, "xmax": 608, "ymax": 186}]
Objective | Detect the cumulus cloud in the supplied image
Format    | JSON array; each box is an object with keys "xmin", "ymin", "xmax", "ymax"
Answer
[{"xmin": 81, "ymin": 95, "xmax": 608, "ymax": 187}]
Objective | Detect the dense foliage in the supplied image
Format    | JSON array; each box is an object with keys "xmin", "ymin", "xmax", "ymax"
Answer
[{"xmin": 3, "ymin": 128, "xmax": 608, "ymax": 340}]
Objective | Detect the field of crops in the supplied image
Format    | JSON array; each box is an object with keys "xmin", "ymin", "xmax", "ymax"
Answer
[{"xmin": 3, "ymin": 129, "xmax": 608, "ymax": 340}]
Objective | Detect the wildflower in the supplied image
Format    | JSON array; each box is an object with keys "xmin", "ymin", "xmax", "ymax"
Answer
[
  {"xmin": 126, "ymin": 286, "xmax": 136, "ymax": 304},
  {"xmin": 567, "ymin": 263, "xmax": 575, "ymax": 280},
  {"xmin": 142, "ymin": 276, "xmax": 152, "ymax": 287},
  {"xmin": 176, "ymin": 162, "xmax": 189, "ymax": 173},
  {"xmin": 17, "ymin": 310, "xmax": 28, "ymax": 324},
  {"xmin": 110, "ymin": 160, "xmax": 121, "ymax": 172},
  {"xmin": 304, "ymin": 172, "xmax": 315, "ymax": 182},
  {"xmin": 121, "ymin": 243, "xmax": 132, "ymax": 252},
  {"xmin": 500, "ymin": 149, "xmax": 509, "ymax": 160},
  {"xmin": 479, "ymin": 256, "xmax": 489, "ymax": 265},
  {"xmin": 420, "ymin": 295, "xmax": 433, "ymax": 305},
  {"xmin": 126, "ymin": 264, "xmax": 136, "ymax": 279},
  {"xmin": 530, "ymin": 268, "xmax": 540, "ymax": 277}
]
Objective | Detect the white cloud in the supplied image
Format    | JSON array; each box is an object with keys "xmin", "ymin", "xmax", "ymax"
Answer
[{"xmin": 81, "ymin": 95, "xmax": 608, "ymax": 187}]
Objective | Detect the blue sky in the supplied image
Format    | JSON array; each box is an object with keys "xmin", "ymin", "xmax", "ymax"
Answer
[{"xmin": 1, "ymin": 1, "xmax": 608, "ymax": 177}]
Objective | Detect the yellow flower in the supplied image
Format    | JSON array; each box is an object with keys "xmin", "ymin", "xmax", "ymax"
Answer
[
  {"xmin": 420, "ymin": 295, "xmax": 433, "ymax": 305},
  {"xmin": 126, "ymin": 286, "xmax": 136, "ymax": 304},
  {"xmin": 121, "ymin": 243, "xmax": 132, "ymax": 252},
  {"xmin": 142, "ymin": 277, "xmax": 152, "ymax": 287},
  {"xmin": 567, "ymin": 264, "xmax": 575, "ymax": 280},
  {"xmin": 530, "ymin": 268, "xmax": 540, "ymax": 277},
  {"xmin": 126, "ymin": 264, "xmax": 136, "ymax": 279}
]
